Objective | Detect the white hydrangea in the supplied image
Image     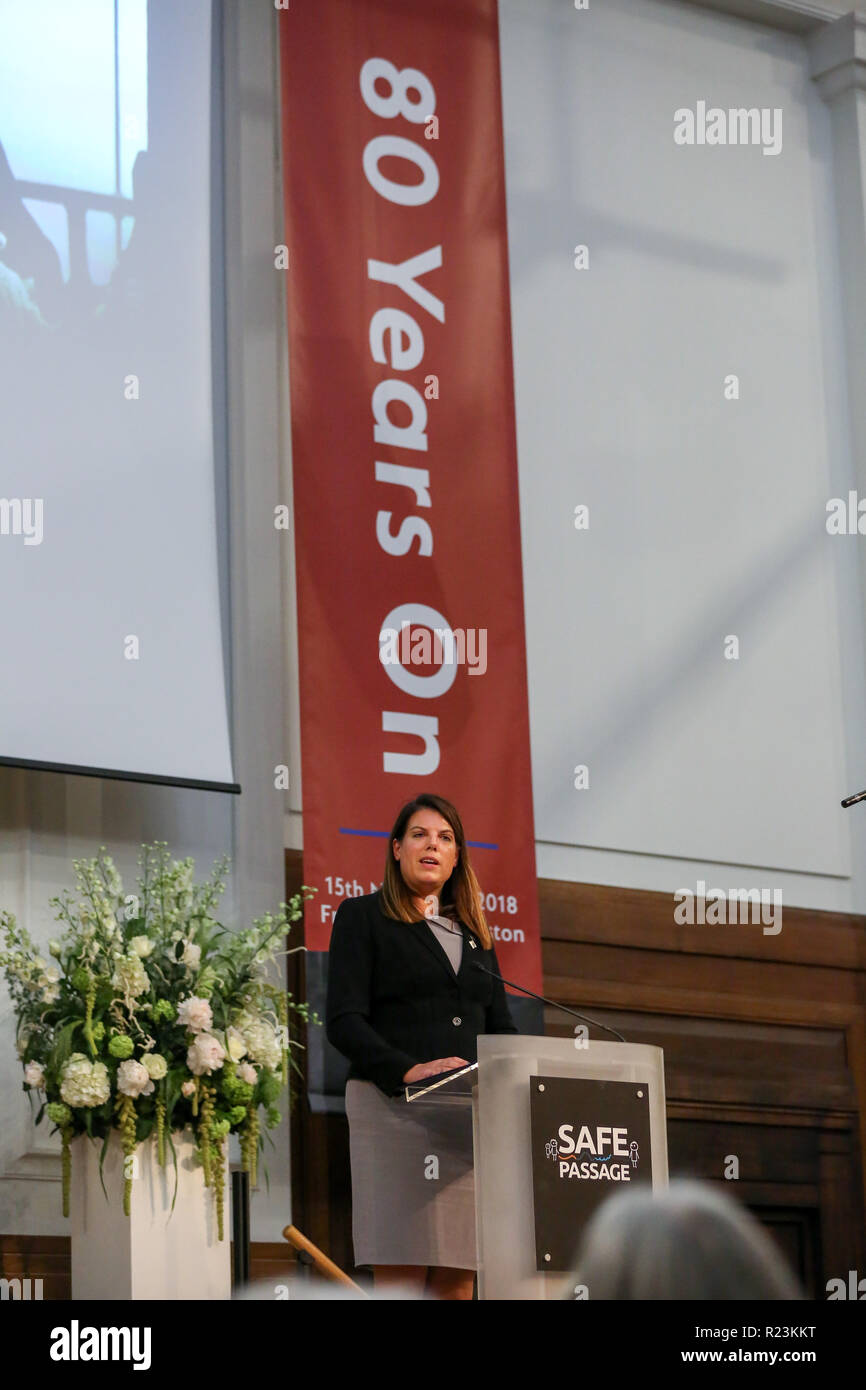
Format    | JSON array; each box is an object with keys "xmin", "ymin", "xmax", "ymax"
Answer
[
  {"xmin": 235, "ymin": 1012, "xmax": 281, "ymax": 1071},
  {"xmin": 117, "ymin": 1059, "xmax": 154, "ymax": 1098},
  {"xmin": 60, "ymin": 1054, "xmax": 111, "ymax": 1108},
  {"xmin": 111, "ymin": 953, "xmax": 149, "ymax": 998}
]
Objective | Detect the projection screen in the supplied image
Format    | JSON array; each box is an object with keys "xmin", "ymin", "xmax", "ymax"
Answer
[{"xmin": 0, "ymin": 0, "xmax": 236, "ymax": 791}]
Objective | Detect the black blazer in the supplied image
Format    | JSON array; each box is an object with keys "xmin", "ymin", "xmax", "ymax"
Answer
[{"xmin": 326, "ymin": 890, "xmax": 518, "ymax": 1096}]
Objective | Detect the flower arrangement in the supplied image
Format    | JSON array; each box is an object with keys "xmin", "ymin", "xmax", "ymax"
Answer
[{"xmin": 0, "ymin": 843, "xmax": 316, "ymax": 1240}]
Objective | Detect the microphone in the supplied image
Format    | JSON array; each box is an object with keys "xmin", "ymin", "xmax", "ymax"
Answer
[
  {"xmin": 472, "ymin": 959, "xmax": 627, "ymax": 1043},
  {"xmin": 841, "ymin": 788, "xmax": 866, "ymax": 808}
]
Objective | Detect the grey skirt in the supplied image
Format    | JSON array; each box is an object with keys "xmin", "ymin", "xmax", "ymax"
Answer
[{"xmin": 345, "ymin": 1078, "xmax": 477, "ymax": 1270}]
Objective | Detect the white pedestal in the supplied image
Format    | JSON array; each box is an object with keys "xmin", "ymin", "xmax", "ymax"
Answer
[{"xmin": 70, "ymin": 1130, "xmax": 231, "ymax": 1300}]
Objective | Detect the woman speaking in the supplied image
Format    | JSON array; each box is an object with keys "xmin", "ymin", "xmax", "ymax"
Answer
[{"xmin": 326, "ymin": 792, "xmax": 517, "ymax": 1300}]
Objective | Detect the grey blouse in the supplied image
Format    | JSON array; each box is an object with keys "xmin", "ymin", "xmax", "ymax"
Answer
[{"xmin": 426, "ymin": 911, "xmax": 464, "ymax": 974}]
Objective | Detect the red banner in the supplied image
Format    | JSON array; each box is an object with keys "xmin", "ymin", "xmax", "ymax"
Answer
[{"xmin": 279, "ymin": 0, "xmax": 542, "ymax": 993}]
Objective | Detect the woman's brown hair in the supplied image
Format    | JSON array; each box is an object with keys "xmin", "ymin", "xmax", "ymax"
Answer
[{"xmin": 380, "ymin": 792, "xmax": 492, "ymax": 949}]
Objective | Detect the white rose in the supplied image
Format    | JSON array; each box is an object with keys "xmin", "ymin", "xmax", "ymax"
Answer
[
  {"xmin": 181, "ymin": 1079, "xmax": 197, "ymax": 1097},
  {"xmin": 177, "ymin": 996, "xmax": 212, "ymax": 1034},
  {"xmin": 237, "ymin": 1061, "xmax": 257, "ymax": 1086},
  {"xmin": 117, "ymin": 1058, "xmax": 154, "ymax": 1098},
  {"xmin": 129, "ymin": 935, "xmax": 153, "ymax": 958},
  {"xmin": 141, "ymin": 1053, "xmax": 167, "ymax": 1081},
  {"xmin": 225, "ymin": 1027, "xmax": 247, "ymax": 1063},
  {"xmin": 186, "ymin": 1033, "xmax": 226, "ymax": 1076},
  {"xmin": 23, "ymin": 1061, "xmax": 45, "ymax": 1087},
  {"xmin": 181, "ymin": 941, "xmax": 201, "ymax": 971}
]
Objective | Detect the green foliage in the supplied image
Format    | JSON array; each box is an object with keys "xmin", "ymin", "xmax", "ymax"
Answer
[
  {"xmin": 50, "ymin": 1020, "xmax": 84, "ymax": 1072},
  {"xmin": 135, "ymin": 1112, "xmax": 155, "ymax": 1144},
  {"xmin": 257, "ymin": 1070, "xmax": 281, "ymax": 1106}
]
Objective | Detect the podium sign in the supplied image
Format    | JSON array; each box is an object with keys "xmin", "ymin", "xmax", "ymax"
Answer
[
  {"xmin": 529, "ymin": 1076, "xmax": 653, "ymax": 1271},
  {"xmin": 474, "ymin": 1035, "xmax": 667, "ymax": 1299}
]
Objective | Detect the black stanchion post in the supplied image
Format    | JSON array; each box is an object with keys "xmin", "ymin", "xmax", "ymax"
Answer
[{"xmin": 231, "ymin": 1168, "xmax": 250, "ymax": 1288}]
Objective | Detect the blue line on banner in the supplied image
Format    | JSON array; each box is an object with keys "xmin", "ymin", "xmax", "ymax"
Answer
[{"xmin": 339, "ymin": 827, "xmax": 498, "ymax": 850}]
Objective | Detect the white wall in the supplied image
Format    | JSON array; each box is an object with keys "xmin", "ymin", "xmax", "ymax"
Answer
[{"xmin": 494, "ymin": 0, "xmax": 866, "ymax": 912}]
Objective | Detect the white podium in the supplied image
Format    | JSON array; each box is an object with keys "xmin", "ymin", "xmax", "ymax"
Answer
[{"xmin": 472, "ymin": 1035, "xmax": 668, "ymax": 1300}]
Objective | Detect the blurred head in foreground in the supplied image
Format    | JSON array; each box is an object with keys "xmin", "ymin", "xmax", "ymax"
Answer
[{"xmin": 571, "ymin": 1180, "xmax": 803, "ymax": 1300}]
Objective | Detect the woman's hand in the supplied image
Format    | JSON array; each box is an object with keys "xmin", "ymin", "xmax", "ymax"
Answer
[{"xmin": 402, "ymin": 1057, "xmax": 469, "ymax": 1083}]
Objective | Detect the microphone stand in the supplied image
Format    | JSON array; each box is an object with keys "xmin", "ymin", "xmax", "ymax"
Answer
[{"xmin": 472, "ymin": 959, "xmax": 626, "ymax": 1043}]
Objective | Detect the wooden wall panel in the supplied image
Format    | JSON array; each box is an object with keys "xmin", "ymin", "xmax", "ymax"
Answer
[
  {"xmin": 0, "ymin": 1235, "xmax": 69, "ymax": 1301},
  {"xmin": 0, "ymin": 1238, "xmax": 294, "ymax": 1299}
]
